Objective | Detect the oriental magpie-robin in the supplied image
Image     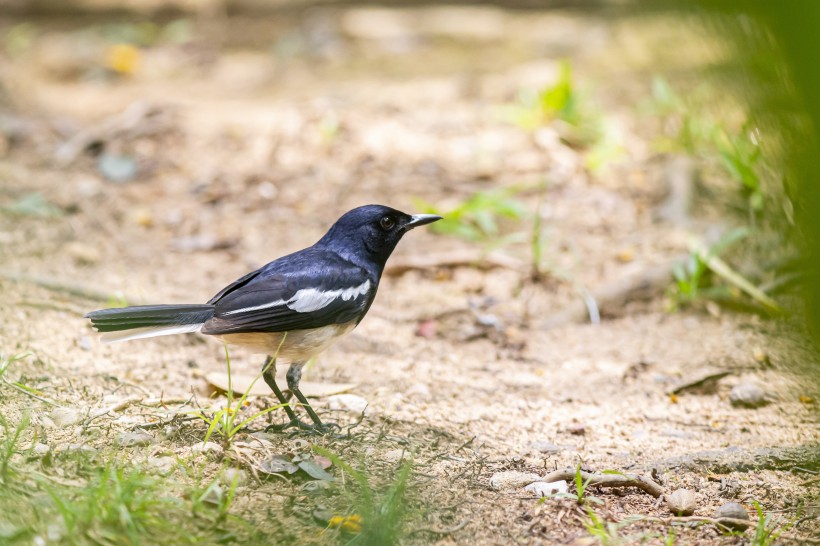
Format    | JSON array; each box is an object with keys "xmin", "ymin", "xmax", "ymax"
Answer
[{"xmin": 85, "ymin": 205, "xmax": 441, "ymax": 432}]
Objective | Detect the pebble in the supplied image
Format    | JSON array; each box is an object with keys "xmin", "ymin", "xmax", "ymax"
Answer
[
  {"xmin": 49, "ymin": 408, "xmax": 81, "ymax": 427},
  {"xmin": 566, "ymin": 424, "xmax": 586, "ymax": 436},
  {"xmin": 147, "ymin": 456, "xmax": 175, "ymax": 474},
  {"xmin": 713, "ymin": 502, "xmax": 750, "ymax": 530},
  {"xmin": 383, "ymin": 448, "xmax": 407, "ymax": 463},
  {"xmin": 65, "ymin": 241, "xmax": 100, "ymax": 265},
  {"xmin": 667, "ymin": 488, "xmax": 697, "ymax": 516},
  {"xmin": 221, "ymin": 468, "xmax": 247, "ymax": 487},
  {"xmin": 192, "ymin": 442, "xmax": 224, "ymax": 457},
  {"xmin": 327, "ymin": 394, "xmax": 369, "ymax": 414},
  {"xmin": 489, "ymin": 470, "xmax": 541, "ymax": 490},
  {"xmin": 529, "ymin": 441, "xmax": 562, "ymax": 454},
  {"xmin": 524, "ymin": 480, "xmax": 568, "ymax": 497},
  {"xmin": 116, "ymin": 431, "xmax": 154, "ymax": 447},
  {"xmin": 730, "ymin": 384, "xmax": 768, "ymax": 408},
  {"xmin": 98, "ymin": 153, "xmax": 137, "ymax": 184},
  {"xmin": 660, "ymin": 428, "xmax": 694, "ymax": 439},
  {"xmin": 32, "ymin": 442, "xmax": 50, "ymax": 456}
]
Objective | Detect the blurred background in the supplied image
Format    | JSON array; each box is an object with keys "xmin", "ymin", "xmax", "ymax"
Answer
[{"xmin": 1, "ymin": 0, "xmax": 819, "ymax": 543}]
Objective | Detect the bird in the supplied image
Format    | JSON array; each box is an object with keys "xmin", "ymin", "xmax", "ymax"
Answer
[{"xmin": 85, "ymin": 205, "xmax": 441, "ymax": 433}]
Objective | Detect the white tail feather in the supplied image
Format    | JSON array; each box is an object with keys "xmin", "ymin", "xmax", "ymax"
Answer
[{"xmin": 100, "ymin": 323, "xmax": 204, "ymax": 343}]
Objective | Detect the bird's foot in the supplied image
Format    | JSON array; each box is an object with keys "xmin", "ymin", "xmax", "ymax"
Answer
[{"xmin": 265, "ymin": 419, "xmax": 341, "ymax": 436}]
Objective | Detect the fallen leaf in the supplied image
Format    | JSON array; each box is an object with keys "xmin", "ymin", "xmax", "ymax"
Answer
[
  {"xmin": 297, "ymin": 459, "xmax": 335, "ymax": 481},
  {"xmin": 313, "ymin": 455, "xmax": 332, "ymax": 470},
  {"xmin": 258, "ymin": 455, "xmax": 298, "ymax": 475}
]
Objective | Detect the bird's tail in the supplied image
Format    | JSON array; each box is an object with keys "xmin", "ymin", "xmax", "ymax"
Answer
[{"xmin": 85, "ymin": 304, "xmax": 215, "ymax": 343}]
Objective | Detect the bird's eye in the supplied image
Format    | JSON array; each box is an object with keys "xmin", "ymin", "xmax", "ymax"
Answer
[{"xmin": 379, "ymin": 216, "xmax": 396, "ymax": 230}]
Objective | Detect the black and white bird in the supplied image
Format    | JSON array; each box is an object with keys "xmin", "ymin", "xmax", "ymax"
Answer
[{"xmin": 85, "ymin": 205, "xmax": 441, "ymax": 432}]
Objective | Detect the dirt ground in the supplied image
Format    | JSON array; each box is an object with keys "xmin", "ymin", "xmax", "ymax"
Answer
[{"xmin": 1, "ymin": 4, "xmax": 818, "ymax": 545}]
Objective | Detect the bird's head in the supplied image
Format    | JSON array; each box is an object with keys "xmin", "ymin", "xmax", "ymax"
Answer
[{"xmin": 316, "ymin": 205, "xmax": 441, "ymax": 271}]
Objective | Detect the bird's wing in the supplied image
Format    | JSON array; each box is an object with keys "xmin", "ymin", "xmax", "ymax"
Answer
[
  {"xmin": 201, "ymin": 255, "xmax": 374, "ymax": 334},
  {"xmin": 206, "ymin": 268, "xmax": 264, "ymax": 305}
]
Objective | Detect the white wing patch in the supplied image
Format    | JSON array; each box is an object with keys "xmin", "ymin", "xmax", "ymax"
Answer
[{"xmin": 222, "ymin": 280, "xmax": 370, "ymax": 316}]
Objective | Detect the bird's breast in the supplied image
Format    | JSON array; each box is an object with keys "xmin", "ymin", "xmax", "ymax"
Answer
[{"xmin": 212, "ymin": 320, "xmax": 358, "ymax": 361}]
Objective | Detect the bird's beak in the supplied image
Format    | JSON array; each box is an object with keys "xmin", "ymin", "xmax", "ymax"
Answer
[{"xmin": 404, "ymin": 214, "xmax": 442, "ymax": 231}]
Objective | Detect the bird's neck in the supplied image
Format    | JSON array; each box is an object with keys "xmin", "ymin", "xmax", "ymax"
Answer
[{"xmin": 314, "ymin": 237, "xmax": 386, "ymax": 279}]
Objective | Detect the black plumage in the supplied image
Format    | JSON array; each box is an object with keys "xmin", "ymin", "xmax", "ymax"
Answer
[{"xmin": 84, "ymin": 204, "xmax": 441, "ymax": 433}]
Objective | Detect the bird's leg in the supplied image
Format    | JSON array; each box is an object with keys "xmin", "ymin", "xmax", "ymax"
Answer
[
  {"xmin": 286, "ymin": 363, "xmax": 325, "ymax": 427},
  {"xmin": 261, "ymin": 355, "xmax": 301, "ymax": 428},
  {"xmin": 263, "ymin": 358, "xmax": 329, "ymax": 433}
]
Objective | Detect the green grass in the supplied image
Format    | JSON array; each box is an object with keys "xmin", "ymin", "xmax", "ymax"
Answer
[
  {"xmin": 314, "ymin": 446, "xmax": 414, "ymax": 545},
  {"xmin": 750, "ymin": 500, "xmax": 795, "ymax": 546},
  {"xmin": 669, "ymin": 227, "xmax": 783, "ymax": 314},
  {"xmin": 0, "ymin": 413, "xmax": 264, "ymax": 545},
  {"xmin": 551, "ymin": 465, "xmax": 604, "ymax": 507},
  {"xmin": 189, "ymin": 342, "xmax": 285, "ymax": 448},
  {"xmin": 0, "ymin": 412, "xmax": 30, "ymax": 483},
  {"xmin": 414, "ymin": 189, "xmax": 526, "ymax": 245},
  {"xmin": 502, "ymin": 60, "xmax": 602, "ymax": 145}
]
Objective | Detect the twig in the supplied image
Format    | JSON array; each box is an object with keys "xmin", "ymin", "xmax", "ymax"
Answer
[
  {"xmin": 669, "ymin": 370, "xmax": 733, "ymax": 395},
  {"xmin": 540, "ymin": 468, "xmax": 665, "ymax": 498},
  {"xmin": 55, "ymin": 101, "xmax": 174, "ymax": 165},
  {"xmin": 83, "ymin": 395, "xmax": 142, "ymax": 426}
]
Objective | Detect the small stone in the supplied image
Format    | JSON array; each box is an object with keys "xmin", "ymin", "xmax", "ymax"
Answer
[
  {"xmin": 49, "ymin": 408, "xmax": 81, "ymax": 427},
  {"xmin": 730, "ymin": 384, "xmax": 768, "ymax": 408},
  {"xmin": 529, "ymin": 441, "xmax": 562, "ymax": 454},
  {"xmin": 384, "ymin": 449, "xmax": 407, "ymax": 463},
  {"xmin": 147, "ymin": 456, "xmax": 175, "ymax": 474},
  {"xmin": 32, "ymin": 442, "xmax": 50, "ymax": 456},
  {"xmin": 489, "ymin": 470, "xmax": 541, "ymax": 490},
  {"xmin": 631, "ymin": 429, "xmax": 650, "ymax": 440},
  {"xmin": 713, "ymin": 502, "xmax": 750, "ymax": 530},
  {"xmin": 667, "ymin": 488, "xmax": 697, "ymax": 516},
  {"xmin": 524, "ymin": 480, "xmax": 568, "ymax": 497},
  {"xmin": 65, "ymin": 241, "xmax": 100, "ymax": 265},
  {"xmin": 660, "ymin": 428, "xmax": 693, "ymax": 439},
  {"xmin": 220, "ymin": 468, "xmax": 247, "ymax": 487},
  {"xmin": 192, "ymin": 442, "xmax": 223, "ymax": 457},
  {"xmin": 98, "ymin": 153, "xmax": 137, "ymax": 184},
  {"xmin": 566, "ymin": 424, "xmax": 586, "ymax": 436},
  {"xmin": 116, "ymin": 431, "xmax": 154, "ymax": 447},
  {"xmin": 327, "ymin": 394, "xmax": 369, "ymax": 415}
]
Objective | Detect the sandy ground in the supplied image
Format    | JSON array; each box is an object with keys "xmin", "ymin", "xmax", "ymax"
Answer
[{"xmin": 0, "ymin": 5, "xmax": 818, "ymax": 545}]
